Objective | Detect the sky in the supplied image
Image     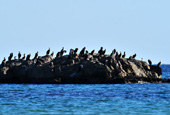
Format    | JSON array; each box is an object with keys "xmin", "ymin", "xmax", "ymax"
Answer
[{"xmin": 0, "ymin": 0, "xmax": 170, "ymax": 64}]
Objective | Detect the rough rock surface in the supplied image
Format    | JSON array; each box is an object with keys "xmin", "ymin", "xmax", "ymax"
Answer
[{"xmin": 0, "ymin": 53, "xmax": 164, "ymax": 84}]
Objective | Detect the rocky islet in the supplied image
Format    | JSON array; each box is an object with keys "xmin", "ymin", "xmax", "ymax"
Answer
[{"xmin": 0, "ymin": 47, "xmax": 166, "ymax": 84}]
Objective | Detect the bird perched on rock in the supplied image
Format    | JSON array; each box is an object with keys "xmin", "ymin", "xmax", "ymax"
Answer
[
  {"xmin": 118, "ymin": 52, "xmax": 122, "ymax": 58},
  {"xmin": 56, "ymin": 52, "xmax": 60, "ymax": 58},
  {"xmin": 18, "ymin": 52, "xmax": 21, "ymax": 59},
  {"xmin": 69, "ymin": 49, "xmax": 74, "ymax": 55},
  {"xmin": 46, "ymin": 48, "xmax": 50, "ymax": 55},
  {"xmin": 122, "ymin": 52, "xmax": 126, "ymax": 58},
  {"xmin": 102, "ymin": 49, "xmax": 106, "ymax": 55},
  {"xmin": 26, "ymin": 54, "xmax": 31, "ymax": 61},
  {"xmin": 132, "ymin": 53, "xmax": 136, "ymax": 59},
  {"xmin": 8, "ymin": 53, "xmax": 13, "ymax": 61},
  {"xmin": 98, "ymin": 47, "xmax": 103, "ymax": 56},
  {"xmin": 128, "ymin": 56, "xmax": 133, "ymax": 60},
  {"xmin": 115, "ymin": 52, "xmax": 119, "ymax": 58},
  {"xmin": 1, "ymin": 57, "xmax": 6, "ymax": 67},
  {"xmin": 157, "ymin": 61, "xmax": 161, "ymax": 67},
  {"xmin": 60, "ymin": 47, "xmax": 66, "ymax": 57},
  {"xmin": 148, "ymin": 59, "xmax": 152, "ymax": 65},
  {"xmin": 74, "ymin": 48, "xmax": 78, "ymax": 54},
  {"xmin": 113, "ymin": 49, "xmax": 116, "ymax": 54},
  {"xmin": 90, "ymin": 50, "xmax": 95, "ymax": 55},
  {"xmin": 22, "ymin": 54, "xmax": 25, "ymax": 60},
  {"xmin": 51, "ymin": 51, "xmax": 54, "ymax": 57},
  {"xmin": 33, "ymin": 52, "xmax": 38, "ymax": 60},
  {"xmin": 80, "ymin": 47, "xmax": 86, "ymax": 55}
]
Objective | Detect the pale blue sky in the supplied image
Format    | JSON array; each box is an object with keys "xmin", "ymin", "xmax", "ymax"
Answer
[{"xmin": 0, "ymin": 0, "xmax": 170, "ymax": 64}]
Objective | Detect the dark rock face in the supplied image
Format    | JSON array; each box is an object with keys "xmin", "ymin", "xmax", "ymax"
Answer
[{"xmin": 0, "ymin": 53, "xmax": 163, "ymax": 84}]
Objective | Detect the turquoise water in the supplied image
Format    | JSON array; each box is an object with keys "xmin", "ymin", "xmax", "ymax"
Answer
[{"xmin": 0, "ymin": 83, "xmax": 170, "ymax": 115}]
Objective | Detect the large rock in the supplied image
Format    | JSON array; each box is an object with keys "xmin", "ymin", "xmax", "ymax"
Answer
[{"xmin": 0, "ymin": 53, "xmax": 163, "ymax": 84}]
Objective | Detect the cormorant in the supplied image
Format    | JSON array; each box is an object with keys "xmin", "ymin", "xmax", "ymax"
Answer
[
  {"xmin": 118, "ymin": 52, "xmax": 122, "ymax": 58},
  {"xmin": 132, "ymin": 53, "xmax": 136, "ymax": 59},
  {"xmin": 90, "ymin": 50, "xmax": 95, "ymax": 55},
  {"xmin": 128, "ymin": 56, "xmax": 133, "ymax": 60},
  {"xmin": 26, "ymin": 54, "xmax": 31, "ymax": 61},
  {"xmin": 18, "ymin": 52, "xmax": 21, "ymax": 59},
  {"xmin": 148, "ymin": 59, "xmax": 152, "ymax": 65},
  {"xmin": 122, "ymin": 52, "xmax": 126, "ymax": 58},
  {"xmin": 22, "ymin": 54, "xmax": 25, "ymax": 60},
  {"xmin": 1, "ymin": 57, "xmax": 6, "ymax": 67},
  {"xmin": 46, "ymin": 48, "xmax": 50, "ymax": 55},
  {"xmin": 33, "ymin": 52, "xmax": 38, "ymax": 60},
  {"xmin": 113, "ymin": 49, "xmax": 116, "ymax": 54},
  {"xmin": 60, "ymin": 47, "xmax": 66, "ymax": 57},
  {"xmin": 102, "ymin": 49, "xmax": 106, "ymax": 55},
  {"xmin": 56, "ymin": 52, "xmax": 60, "ymax": 57},
  {"xmin": 74, "ymin": 48, "xmax": 78, "ymax": 54},
  {"xmin": 98, "ymin": 47, "xmax": 103, "ymax": 56},
  {"xmin": 115, "ymin": 52, "xmax": 119, "ymax": 58},
  {"xmin": 157, "ymin": 61, "xmax": 161, "ymax": 67},
  {"xmin": 51, "ymin": 51, "xmax": 54, "ymax": 57},
  {"xmin": 8, "ymin": 53, "xmax": 13, "ymax": 61},
  {"xmin": 80, "ymin": 47, "xmax": 86, "ymax": 55}
]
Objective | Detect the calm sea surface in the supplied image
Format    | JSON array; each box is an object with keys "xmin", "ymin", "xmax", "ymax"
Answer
[{"xmin": 0, "ymin": 65, "xmax": 170, "ymax": 115}]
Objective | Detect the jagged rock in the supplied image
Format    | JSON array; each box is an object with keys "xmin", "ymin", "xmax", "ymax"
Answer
[{"xmin": 0, "ymin": 52, "xmax": 163, "ymax": 84}]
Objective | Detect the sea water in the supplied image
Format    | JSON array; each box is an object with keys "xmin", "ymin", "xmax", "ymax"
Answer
[{"xmin": 0, "ymin": 65, "xmax": 170, "ymax": 115}]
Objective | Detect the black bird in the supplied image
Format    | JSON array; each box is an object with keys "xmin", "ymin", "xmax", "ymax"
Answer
[
  {"xmin": 113, "ymin": 49, "xmax": 116, "ymax": 54},
  {"xmin": 51, "ymin": 51, "xmax": 54, "ymax": 57},
  {"xmin": 56, "ymin": 52, "xmax": 60, "ymax": 57},
  {"xmin": 74, "ymin": 48, "xmax": 78, "ymax": 54},
  {"xmin": 33, "ymin": 52, "xmax": 38, "ymax": 60},
  {"xmin": 128, "ymin": 56, "xmax": 133, "ymax": 60},
  {"xmin": 132, "ymin": 53, "xmax": 136, "ymax": 59},
  {"xmin": 148, "ymin": 59, "xmax": 152, "ymax": 65},
  {"xmin": 115, "ymin": 52, "xmax": 119, "ymax": 58},
  {"xmin": 2, "ymin": 57, "xmax": 6, "ymax": 62},
  {"xmin": 90, "ymin": 50, "xmax": 95, "ymax": 55},
  {"xmin": 80, "ymin": 47, "xmax": 86, "ymax": 55},
  {"xmin": 157, "ymin": 61, "xmax": 161, "ymax": 67},
  {"xmin": 18, "ymin": 52, "xmax": 21, "ymax": 59},
  {"xmin": 26, "ymin": 54, "xmax": 31, "ymax": 61},
  {"xmin": 1, "ymin": 57, "xmax": 6, "ymax": 67},
  {"xmin": 46, "ymin": 48, "xmax": 50, "ymax": 55},
  {"xmin": 118, "ymin": 52, "xmax": 122, "ymax": 58},
  {"xmin": 102, "ymin": 49, "xmax": 106, "ymax": 55},
  {"xmin": 22, "ymin": 54, "xmax": 25, "ymax": 60},
  {"xmin": 122, "ymin": 52, "xmax": 126, "ymax": 58},
  {"xmin": 61, "ymin": 47, "xmax": 64, "ymax": 52},
  {"xmin": 8, "ymin": 53, "xmax": 13, "ymax": 61},
  {"xmin": 60, "ymin": 47, "xmax": 66, "ymax": 57},
  {"xmin": 98, "ymin": 47, "xmax": 103, "ymax": 56}
]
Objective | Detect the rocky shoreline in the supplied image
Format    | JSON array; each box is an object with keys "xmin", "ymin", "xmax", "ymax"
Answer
[{"xmin": 0, "ymin": 47, "xmax": 169, "ymax": 84}]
